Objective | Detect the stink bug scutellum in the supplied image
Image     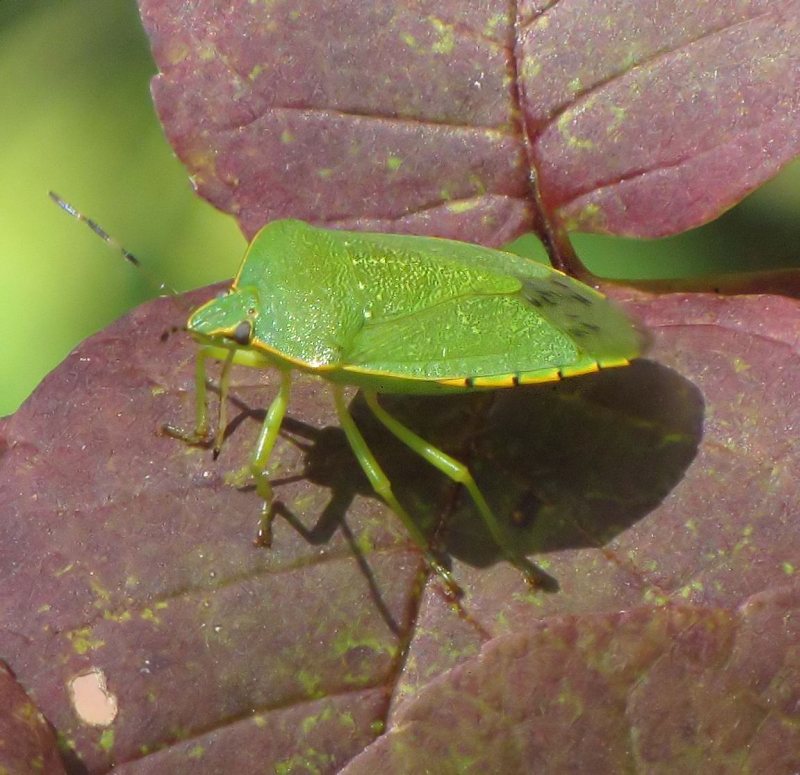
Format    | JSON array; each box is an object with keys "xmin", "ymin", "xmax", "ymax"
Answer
[{"xmin": 52, "ymin": 196, "xmax": 646, "ymax": 596}]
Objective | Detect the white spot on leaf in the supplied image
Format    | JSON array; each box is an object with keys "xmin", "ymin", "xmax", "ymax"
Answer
[{"xmin": 68, "ymin": 668, "xmax": 118, "ymax": 727}]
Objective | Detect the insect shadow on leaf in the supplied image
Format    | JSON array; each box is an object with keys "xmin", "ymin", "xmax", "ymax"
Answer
[
  {"xmin": 446, "ymin": 360, "xmax": 704, "ymax": 577},
  {"xmin": 203, "ymin": 358, "xmax": 702, "ymax": 600}
]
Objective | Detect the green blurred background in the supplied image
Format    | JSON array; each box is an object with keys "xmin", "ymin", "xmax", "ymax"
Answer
[{"xmin": 2, "ymin": 0, "xmax": 799, "ymax": 417}]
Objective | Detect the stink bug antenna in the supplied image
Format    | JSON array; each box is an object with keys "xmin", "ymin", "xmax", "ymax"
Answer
[{"xmin": 49, "ymin": 191, "xmax": 178, "ymax": 298}]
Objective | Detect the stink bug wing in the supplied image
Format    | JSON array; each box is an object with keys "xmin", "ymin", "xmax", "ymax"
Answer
[
  {"xmin": 356, "ymin": 229, "xmax": 647, "ymax": 367},
  {"xmin": 321, "ymin": 228, "xmax": 645, "ymax": 387},
  {"xmin": 342, "ymin": 293, "xmax": 580, "ymax": 381},
  {"xmin": 329, "ymin": 229, "xmax": 523, "ymax": 319}
]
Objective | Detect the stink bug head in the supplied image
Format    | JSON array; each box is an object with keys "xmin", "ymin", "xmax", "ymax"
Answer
[
  {"xmin": 187, "ymin": 286, "xmax": 260, "ymax": 347},
  {"xmin": 184, "ymin": 285, "xmax": 288, "ymax": 377}
]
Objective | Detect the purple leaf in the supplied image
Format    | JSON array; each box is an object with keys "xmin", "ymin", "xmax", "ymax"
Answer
[
  {"xmin": 344, "ymin": 590, "xmax": 800, "ymax": 772},
  {"xmin": 139, "ymin": 0, "xmax": 800, "ymax": 244},
  {"xmin": 1, "ymin": 286, "xmax": 798, "ymax": 771},
  {"xmin": 5, "ymin": 2, "xmax": 799, "ymax": 770}
]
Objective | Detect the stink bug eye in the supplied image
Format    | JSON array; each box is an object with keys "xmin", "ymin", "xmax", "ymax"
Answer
[{"xmin": 232, "ymin": 320, "xmax": 252, "ymax": 345}]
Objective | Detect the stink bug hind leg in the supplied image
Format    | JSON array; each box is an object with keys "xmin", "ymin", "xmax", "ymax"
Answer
[{"xmin": 363, "ymin": 391, "xmax": 556, "ymax": 591}]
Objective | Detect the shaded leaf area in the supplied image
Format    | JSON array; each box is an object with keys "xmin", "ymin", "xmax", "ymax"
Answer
[
  {"xmin": 139, "ymin": 0, "xmax": 800, "ymax": 243},
  {"xmin": 0, "ymin": 662, "xmax": 66, "ymax": 774},
  {"xmin": 0, "ymin": 286, "xmax": 798, "ymax": 771}
]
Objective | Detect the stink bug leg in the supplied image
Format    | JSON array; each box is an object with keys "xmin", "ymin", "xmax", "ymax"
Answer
[
  {"xmin": 161, "ymin": 346, "xmax": 219, "ymax": 447},
  {"xmin": 362, "ymin": 392, "xmax": 558, "ymax": 591},
  {"xmin": 244, "ymin": 370, "xmax": 292, "ymax": 548},
  {"xmin": 331, "ymin": 386, "xmax": 462, "ymax": 597}
]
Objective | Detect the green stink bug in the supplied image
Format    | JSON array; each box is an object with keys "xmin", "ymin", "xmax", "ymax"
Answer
[
  {"xmin": 49, "ymin": 195, "xmax": 644, "ymax": 594},
  {"xmin": 166, "ymin": 219, "xmax": 646, "ymax": 595}
]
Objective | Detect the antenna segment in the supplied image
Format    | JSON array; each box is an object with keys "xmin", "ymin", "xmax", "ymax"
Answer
[{"xmin": 49, "ymin": 191, "xmax": 176, "ymax": 296}]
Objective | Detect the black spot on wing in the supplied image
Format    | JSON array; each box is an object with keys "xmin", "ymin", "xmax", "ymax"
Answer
[
  {"xmin": 567, "ymin": 322, "xmax": 602, "ymax": 339},
  {"xmin": 550, "ymin": 278, "xmax": 571, "ymax": 290},
  {"xmin": 571, "ymin": 292, "xmax": 593, "ymax": 306}
]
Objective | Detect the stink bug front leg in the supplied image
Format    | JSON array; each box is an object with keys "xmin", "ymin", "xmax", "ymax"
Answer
[
  {"xmin": 166, "ymin": 344, "xmax": 292, "ymax": 547},
  {"xmin": 240, "ymin": 369, "xmax": 292, "ymax": 547},
  {"xmin": 162, "ymin": 345, "xmax": 218, "ymax": 446}
]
